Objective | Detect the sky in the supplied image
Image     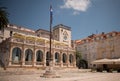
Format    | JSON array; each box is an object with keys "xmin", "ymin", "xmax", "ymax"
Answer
[{"xmin": 0, "ymin": 0, "xmax": 120, "ymax": 40}]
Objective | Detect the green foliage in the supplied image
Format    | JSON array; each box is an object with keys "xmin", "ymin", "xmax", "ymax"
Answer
[
  {"xmin": 0, "ymin": 7, "xmax": 9, "ymax": 29},
  {"xmin": 76, "ymin": 51, "xmax": 82, "ymax": 60},
  {"xmin": 76, "ymin": 51, "xmax": 82, "ymax": 68}
]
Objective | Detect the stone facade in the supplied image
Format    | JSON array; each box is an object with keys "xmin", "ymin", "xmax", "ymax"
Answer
[
  {"xmin": 0, "ymin": 24, "xmax": 76, "ymax": 68},
  {"xmin": 76, "ymin": 31, "xmax": 120, "ymax": 68}
]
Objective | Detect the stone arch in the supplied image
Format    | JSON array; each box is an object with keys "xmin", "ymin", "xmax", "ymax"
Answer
[
  {"xmin": 36, "ymin": 50, "xmax": 43, "ymax": 62},
  {"xmin": 79, "ymin": 59, "xmax": 88, "ymax": 69},
  {"xmin": 69, "ymin": 54, "xmax": 73, "ymax": 63},
  {"xmin": 55, "ymin": 52, "xmax": 59, "ymax": 63},
  {"xmin": 25, "ymin": 49, "xmax": 33, "ymax": 65},
  {"xmin": 62, "ymin": 53, "xmax": 67, "ymax": 63},
  {"xmin": 12, "ymin": 47, "xmax": 22, "ymax": 64}
]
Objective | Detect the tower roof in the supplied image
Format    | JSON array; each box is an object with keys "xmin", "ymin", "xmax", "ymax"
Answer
[{"xmin": 53, "ymin": 24, "xmax": 71, "ymax": 31}]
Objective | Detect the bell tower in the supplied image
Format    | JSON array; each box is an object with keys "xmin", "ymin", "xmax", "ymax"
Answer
[{"xmin": 53, "ymin": 24, "xmax": 71, "ymax": 47}]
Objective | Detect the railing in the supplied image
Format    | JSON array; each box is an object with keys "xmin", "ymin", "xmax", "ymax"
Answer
[
  {"xmin": 63, "ymin": 63, "xmax": 68, "ymax": 66},
  {"xmin": 25, "ymin": 61, "xmax": 32, "ymax": 65},
  {"xmin": 36, "ymin": 62, "xmax": 44, "ymax": 65},
  {"xmin": 55, "ymin": 62, "xmax": 61, "ymax": 66},
  {"xmin": 9, "ymin": 37, "xmax": 75, "ymax": 50}
]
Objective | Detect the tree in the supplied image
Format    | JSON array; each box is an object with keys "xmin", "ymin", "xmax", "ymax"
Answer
[
  {"xmin": 76, "ymin": 51, "xmax": 82, "ymax": 68},
  {"xmin": 0, "ymin": 7, "xmax": 9, "ymax": 30},
  {"xmin": 76, "ymin": 51, "xmax": 88, "ymax": 69}
]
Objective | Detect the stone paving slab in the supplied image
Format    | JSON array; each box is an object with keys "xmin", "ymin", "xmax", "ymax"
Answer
[
  {"xmin": 0, "ymin": 68, "xmax": 120, "ymax": 81},
  {"xmin": 0, "ymin": 71, "xmax": 120, "ymax": 81}
]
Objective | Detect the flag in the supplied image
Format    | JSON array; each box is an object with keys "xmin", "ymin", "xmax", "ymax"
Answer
[{"xmin": 50, "ymin": 5, "xmax": 53, "ymax": 24}]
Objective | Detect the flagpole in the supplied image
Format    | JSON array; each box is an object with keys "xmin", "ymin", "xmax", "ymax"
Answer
[
  {"xmin": 41, "ymin": 5, "xmax": 60, "ymax": 78},
  {"xmin": 49, "ymin": 5, "xmax": 52, "ymax": 64}
]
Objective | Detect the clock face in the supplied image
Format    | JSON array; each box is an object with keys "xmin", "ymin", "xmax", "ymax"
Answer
[{"xmin": 64, "ymin": 35, "xmax": 67, "ymax": 40}]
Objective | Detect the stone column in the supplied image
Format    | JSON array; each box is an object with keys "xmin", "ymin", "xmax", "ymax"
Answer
[
  {"xmin": 33, "ymin": 49, "xmax": 36, "ymax": 67},
  {"xmin": 60, "ymin": 51, "xmax": 63, "ymax": 67},
  {"xmin": 32, "ymin": 48, "xmax": 36, "ymax": 67},
  {"xmin": 43, "ymin": 49, "xmax": 46, "ymax": 67},
  {"xmin": 21, "ymin": 45, "xmax": 25, "ymax": 66},
  {"xmin": 52, "ymin": 50, "xmax": 55, "ymax": 67},
  {"xmin": 8, "ymin": 45, "xmax": 12, "ymax": 66},
  {"xmin": 73, "ymin": 53, "xmax": 76, "ymax": 67},
  {"xmin": 67, "ymin": 54, "xmax": 70, "ymax": 67}
]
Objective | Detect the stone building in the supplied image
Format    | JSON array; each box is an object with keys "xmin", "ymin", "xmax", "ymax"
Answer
[
  {"xmin": 76, "ymin": 31, "xmax": 120, "ymax": 68},
  {"xmin": 0, "ymin": 24, "xmax": 76, "ymax": 68}
]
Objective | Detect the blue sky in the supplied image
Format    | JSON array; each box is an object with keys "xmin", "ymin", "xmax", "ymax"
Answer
[{"xmin": 1, "ymin": 0, "xmax": 120, "ymax": 40}]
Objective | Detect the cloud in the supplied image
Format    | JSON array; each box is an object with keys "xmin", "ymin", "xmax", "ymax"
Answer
[{"xmin": 60, "ymin": 0, "xmax": 91, "ymax": 15}]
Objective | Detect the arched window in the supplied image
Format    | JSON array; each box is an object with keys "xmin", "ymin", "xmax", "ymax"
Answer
[
  {"xmin": 69, "ymin": 54, "xmax": 73, "ymax": 63},
  {"xmin": 46, "ymin": 51, "xmax": 50, "ymax": 66},
  {"xmin": 36, "ymin": 50, "xmax": 43, "ymax": 62},
  {"xmin": 12, "ymin": 47, "xmax": 21, "ymax": 64},
  {"xmin": 25, "ymin": 49, "xmax": 33, "ymax": 61},
  {"xmin": 62, "ymin": 53, "xmax": 67, "ymax": 63},
  {"xmin": 55, "ymin": 52, "xmax": 59, "ymax": 63}
]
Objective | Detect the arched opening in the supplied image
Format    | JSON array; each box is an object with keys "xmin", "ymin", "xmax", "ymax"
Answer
[
  {"xmin": 12, "ymin": 47, "xmax": 21, "ymax": 64},
  {"xmin": 25, "ymin": 49, "xmax": 33, "ymax": 65},
  {"xmin": 62, "ymin": 53, "xmax": 67, "ymax": 63},
  {"xmin": 69, "ymin": 54, "xmax": 73, "ymax": 63},
  {"xmin": 46, "ymin": 51, "xmax": 50, "ymax": 66},
  {"xmin": 78, "ymin": 59, "xmax": 88, "ymax": 69},
  {"xmin": 36, "ymin": 50, "xmax": 43, "ymax": 62},
  {"xmin": 55, "ymin": 52, "xmax": 59, "ymax": 63}
]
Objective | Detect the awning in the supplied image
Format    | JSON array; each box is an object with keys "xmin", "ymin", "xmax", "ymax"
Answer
[
  {"xmin": 91, "ymin": 58, "xmax": 115, "ymax": 64},
  {"xmin": 114, "ymin": 58, "xmax": 120, "ymax": 64}
]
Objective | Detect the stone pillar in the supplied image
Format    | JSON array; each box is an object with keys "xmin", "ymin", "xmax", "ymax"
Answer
[
  {"xmin": 32, "ymin": 48, "xmax": 36, "ymax": 67},
  {"xmin": 8, "ymin": 45, "xmax": 12, "ymax": 66},
  {"xmin": 33, "ymin": 49, "xmax": 36, "ymax": 67},
  {"xmin": 52, "ymin": 50, "xmax": 55, "ymax": 67},
  {"xmin": 67, "ymin": 54, "xmax": 70, "ymax": 67},
  {"xmin": 73, "ymin": 53, "xmax": 76, "ymax": 67},
  {"xmin": 43, "ymin": 50, "xmax": 46, "ymax": 67},
  {"xmin": 60, "ymin": 51, "xmax": 63, "ymax": 67},
  {"xmin": 21, "ymin": 46, "xmax": 25, "ymax": 66}
]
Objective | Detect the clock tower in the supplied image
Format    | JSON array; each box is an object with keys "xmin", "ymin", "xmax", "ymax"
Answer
[{"xmin": 53, "ymin": 24, "xmax": 71, "ymax": 47}]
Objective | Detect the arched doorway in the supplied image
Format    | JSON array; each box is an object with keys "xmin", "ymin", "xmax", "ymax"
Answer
[
  {"xmin": 36, "ymin": 50, "xmax": 43, "ymax": 62},
  {"xmin": 55, "ymin": 52, "xmax": 59, "ymax": 63},
  {"xmin": 69, "ymin": 54, "xmax": 73, "ymax": 63},
  {"xmin": 12, "ymin": 47, "xmax": 21, "ymax": 64},
  {"xmin": 79, "ymin": 59, "xmax": 88, "ymax": 69},
  {"xmin": 36, "ymin": 50, "xmax": 43, "ymax": 65},
  {"xmin": 46, "ymin": 51, "xmax": 50, "ymax": 66},
  {"xmin": 62, "ymin": 53, "xmax": 67, "ymax": 63},
  {"xmin": 25, "ymin": 49, "xmax": 33, "ymax": 65}
]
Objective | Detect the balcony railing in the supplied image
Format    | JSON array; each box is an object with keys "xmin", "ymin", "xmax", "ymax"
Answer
[{"xmin": 8, "ymin": 37, "xmax": 75, "ymax": 50}]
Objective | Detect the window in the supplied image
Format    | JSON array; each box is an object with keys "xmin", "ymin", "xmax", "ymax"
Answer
[
  {"xmin": 25, "ymin": 49, "xmax": 33, "ymax": 61},
  {"xmin": 36, "ymin": 50, "xmax": 43, "ymax": 62},
  {"xmin": 12, "ymin": 47, "xmax": 21, "ymax": 64},
  {"xmin": 10, "ymin": 31, "xmax": 13, "ymax": 36},
  {"xmin": 69, "ymin": 54, "xmax": 73, "ymax": 63},
  {"xmin": 55, "ymin": 52, "xmax": 59, "ymax": 63},
  {"xmin": 62, "ymin": 53, "xmax": 67, "ymax": 63}
]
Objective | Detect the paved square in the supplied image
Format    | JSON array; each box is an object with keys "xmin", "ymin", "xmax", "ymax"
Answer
[{"xmin": 0, "ymin": 69, "xmax": 120, "ymax": 81}]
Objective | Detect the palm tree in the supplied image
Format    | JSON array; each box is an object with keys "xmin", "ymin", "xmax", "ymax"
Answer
[{"xmin": 0, "ymin": 7, "xmax": 9, "ymax": 30}]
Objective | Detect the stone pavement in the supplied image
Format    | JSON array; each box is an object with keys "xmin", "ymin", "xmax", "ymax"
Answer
[{"xmin": 0, "ymin": 68, "xmax": 120, "ymax": 81}]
